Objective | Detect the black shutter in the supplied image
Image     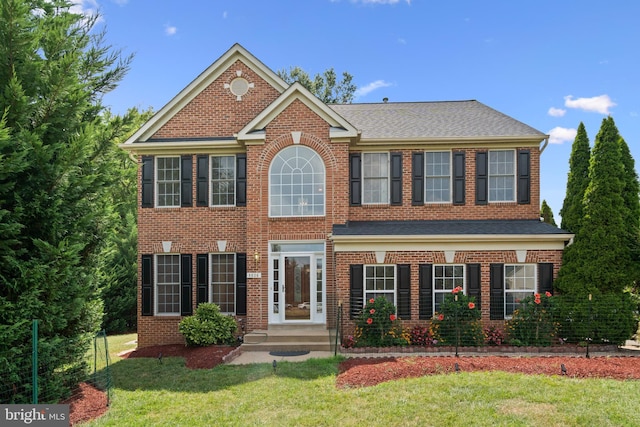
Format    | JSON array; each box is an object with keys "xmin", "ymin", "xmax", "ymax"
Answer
[
  {"xmin": 489, "ymin": 263, "xmax": 504, "ymax": 320},
  {"xmin": 181, "ymin": 155, "xmax": 193, "ymax": 207},
  {"xmin": 196, "ymin": 155, "xmax": 209, "ymax": 207},
  {"xmin": 349, "ymin": 153, "xmax": 361, "ymax": 206},
  {"xmin": 181, "ymin": 254, "xmax": 192, "ymax": 316},
  {"xmin": 141, "ymin": 254, "xmax": 153, "ymax": 316},
  {"xmin": 476, "ymin": 151, "xmax": 488, "ymax": 205},
  {"xmin": 538, "ymin": 263, "xmax": 554, "ymax": 295},
  {"xmin": 196, "ymin": 254, "xmax": 208, "ymax": 305},
  {"xmin": 466, "ymin": 263, "xmax": 481, "ymax": 310},
  {"xmin": 141, "ymin": 156, "xmax": 154, "ymax": 208},
  {"xmin": 236, "ymin": 253, "xmax": 247, "ymax": 315},
  {"xmin": 412, "ymin": 152, "xmax": 424, "ymax": 205},
  {"xmin": 390, "ymin": 152, "xmax": 403, "ymax": 205},
  {"xmin": 397, "ymin": 264, "xmax": 411, "ymax": 319},
  {"xmin": 236, "ymin": 154, "xmax": 247, "ymax": 207},
  {"xmin": 453, "ymin": 151, "xmax": 466, "ymax": 205},
  {"xmin": 517, "ymin": 150, "xmax": 531, "ymax": 204},
  {"xmin": 349, "ymin": 264, "xmax": 364, "ymax": 319},
  {"xmin": 419, "ymin": 264, "xmax": 433, "ymax": 319}
]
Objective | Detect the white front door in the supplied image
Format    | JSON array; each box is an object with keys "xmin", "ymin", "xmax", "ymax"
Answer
[{"xmin": 268, "ymin": 242, "xmax": 325, "ymax": 324}]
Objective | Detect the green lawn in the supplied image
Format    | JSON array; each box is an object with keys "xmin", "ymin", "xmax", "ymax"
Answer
[{"xmin": 85, "ymin": 336, "xmax": 640, "ymax": 426}]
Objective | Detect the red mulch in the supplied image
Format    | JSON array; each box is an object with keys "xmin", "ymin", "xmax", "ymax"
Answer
[
  {"xmin": 336, "ymin": 355, "xmax": 640, "ymax": 388},
  {"xmin": 68, "ymin": 344, "xmax": 639, "ymax": 424}
]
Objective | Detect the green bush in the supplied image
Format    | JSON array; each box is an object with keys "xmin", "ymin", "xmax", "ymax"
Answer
[
  {"xmin": 506, "ymin": 292, "xmax": 559, "ymax": 346},
  {"xmin": 179, "ymin": 303, "xmax": 238, "ymax": 347},
  {"xmin": 355, "ymin": 297, "xmax": 408, "ymax": 347},
  {"xmin": 430, "ymin": 288, "xmax": 483, "ymax": 346}
]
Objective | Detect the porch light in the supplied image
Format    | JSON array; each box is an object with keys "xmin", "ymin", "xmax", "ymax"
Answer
[{"xmin": 254, "ymin": 250, "xmax": 260, "ymax": 265}]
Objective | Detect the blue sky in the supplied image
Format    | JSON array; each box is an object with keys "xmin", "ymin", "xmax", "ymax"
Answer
[{"xmin": 79, "ymin": 0, "xmax": 639, "ymax": 223}]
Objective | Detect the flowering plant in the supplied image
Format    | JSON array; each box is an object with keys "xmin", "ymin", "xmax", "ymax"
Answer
[
  {"xmin": 410, "ymin": 325, "xmax": 438, "ymax": 346},
  {"xmin": 506, "ymin": 292, "xmax": 559, "ymax": 346},
  {"xmin": 484, "ymin": 325, "xmax": 505, "ymax": 346},
  {"xmin": 430, "ymin": 288, "xmax": 483, "ymax": 346},
  {"xmin": 354, "ymin": 297, "xmax": 408, "ymax": 347}
]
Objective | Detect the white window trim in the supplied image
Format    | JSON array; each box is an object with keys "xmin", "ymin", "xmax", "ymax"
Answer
[
  {"xmin": 209, "ymin": 253, "xmax": 236, "ymax": 315},
  {"xmin": 155, "ymin": 253, "xmax": 181, "ymax": 316},
  {"xmin": 488, "ymin": 149, "xmax": 516, "ymax": 203},
  {"xmin": 155, "ymin": 156, "xmax": 181, "ymax": 208},
  {"xmin": 425, "ymin": 150, "xmax": 452, "ymax": 204},
  {"xmin": 504, "ymin": 263, "xmax": 537, "ymax": 319},
  {"xmin": 210, "ymin": 155, "xmax": 236, "ymax": 207},
  {"xmin": 432, "ymin": 264, "xmax": 465, "ymax": 314},
  {"xmin": 362, "ymin": 152, "xmax": 390, "ymax": 205},
  {"xmin": 363, "ymin": 264, "xmax": 397, "ymax": 307}
]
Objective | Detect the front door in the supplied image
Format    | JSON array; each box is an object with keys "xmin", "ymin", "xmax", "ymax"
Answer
[{"xmin": 283, "ymin": 256, "xmax": 311, "ymax": 321}]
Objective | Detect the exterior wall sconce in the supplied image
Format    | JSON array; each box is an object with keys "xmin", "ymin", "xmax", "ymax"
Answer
[{"xmin": 254, "ymin": 250, "xmax": 260, "ymax": 265}]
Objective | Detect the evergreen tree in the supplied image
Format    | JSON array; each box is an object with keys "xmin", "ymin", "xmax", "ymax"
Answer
[
  {"xmin": 0, "ymin": 0, "xmax": 132, "ymax": 402},
  {"xmin": 277, "ymin": 66, "xmax": 356, "ymax": 103},
  {"xmin": 560, "ymin": 122, "xmax": 591, "ymax": 233},
  {"xmin": 618, "ymin": 136, "xmax": 640, "ymax": 285},
  {"xmin": 556, "ymin": 117, "xmax": 629, "ymax": 295},
  {"xmin": 540, "ymin": 199, "xmax": 557, "ymax": 226}
]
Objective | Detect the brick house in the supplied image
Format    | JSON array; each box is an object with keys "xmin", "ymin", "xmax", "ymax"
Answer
[{"xmin": 121, "ymin": 44, "xmax": 573, "ymax": 349}]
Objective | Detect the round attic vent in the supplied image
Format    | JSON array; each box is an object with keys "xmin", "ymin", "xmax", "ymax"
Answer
[{"xmin": 230, "ymin": 77, "xmax": 249, "ymax": 98}]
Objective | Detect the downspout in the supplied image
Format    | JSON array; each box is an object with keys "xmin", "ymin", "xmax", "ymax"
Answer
[{"xmin": 540, "ymin": 136, "xmax": 549, "ymax": 154}]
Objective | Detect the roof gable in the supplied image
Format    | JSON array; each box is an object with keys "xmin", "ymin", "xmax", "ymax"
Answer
[{"xmin": 122, "ymin": 43, "xmax": 288, "ymax": 146}]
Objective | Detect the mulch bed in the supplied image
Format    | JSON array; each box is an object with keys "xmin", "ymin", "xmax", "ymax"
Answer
[{"xmin": 125, "ymin": 344, "xmax": 238, "ymax": 369}]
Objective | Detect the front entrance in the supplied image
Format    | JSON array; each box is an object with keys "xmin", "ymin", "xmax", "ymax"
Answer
[{"xmin": 269, "ymin": 242, "xmax": 325, "ymax": 324}]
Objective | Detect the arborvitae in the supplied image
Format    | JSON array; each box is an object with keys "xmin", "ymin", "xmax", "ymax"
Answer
[
  {"xmin": 559, "ymin": 122, "xmax": 591, "ymax": 234},
  {"xmin": 618, "ymin": 136, "xmax": 640, "ymax": 284},
  {"xmin": 540, "ymin": 199, "xmax": 557, "ymax": 226}
]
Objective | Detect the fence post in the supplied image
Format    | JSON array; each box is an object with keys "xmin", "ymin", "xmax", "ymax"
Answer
[
  {"xmin": 32, "ymin": 319, "xmax": 38, "ymax": 404},
  {"xmin": 586, "ymin": 294, "xmax": 592, "ymax": 359},
  {"xmin": 454, "ymin": 294, "xmax": 459, "ymax": 357}
]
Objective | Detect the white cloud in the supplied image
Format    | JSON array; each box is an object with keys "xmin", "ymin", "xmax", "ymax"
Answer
[
  {"xmin": 165, "ymin": 24, "xmax": 177, "ymax": 36},
  {"xmin": 354, "ymin": 80, "xmax": 393, "ymax": 99},
  {"xmin": 548, "ymin": 127, "xmax": 577, "ymax": 144},
  {"xmin": 70, "ymin": 0, "xmax": 102, "ymax": 22},
  {"xmin": 564, "ymin": 94, "xmax": 616, "ymax": 114},
  {"xmin": 548, "ymin": 107, "xmax": 566, "ymax": 117},
  {"xmin": 397, "ymin": 38, "xmax": 407, "ymax": 44}
]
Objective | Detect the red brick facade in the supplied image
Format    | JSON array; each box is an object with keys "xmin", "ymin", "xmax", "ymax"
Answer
[{"xmin": 125, "ymin": 44, "xmax": 568, "ymax": 348}]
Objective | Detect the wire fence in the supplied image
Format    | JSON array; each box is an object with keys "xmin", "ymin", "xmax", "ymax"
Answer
[
  {"xmin": 344, "ymin": 293, "xmax": 639, "ymax": 355},
  {"xmin": 0, "ymin": 320, "xmax": 111, "ymax": 406}
]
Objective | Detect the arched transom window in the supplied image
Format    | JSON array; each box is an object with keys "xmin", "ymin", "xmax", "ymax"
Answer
[{"xmin": 269, "ymin": 145, "xmax": 325, "ymax": 217}]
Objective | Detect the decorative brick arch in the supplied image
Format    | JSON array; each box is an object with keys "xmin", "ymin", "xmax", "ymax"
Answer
[{"xmin": 256, "ymin": 132, "xmax": 338, "ymax": 173}]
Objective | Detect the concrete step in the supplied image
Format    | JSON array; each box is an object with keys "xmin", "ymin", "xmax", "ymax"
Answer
[{"xmin": 241, "ymin": 326, "xmax": 334, "ymax": 352}]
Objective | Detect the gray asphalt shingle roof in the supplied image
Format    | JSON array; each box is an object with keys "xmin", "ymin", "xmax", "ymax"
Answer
[
  {"xmin": 329, "ymin": 100, "xmax": 546, "ymax": 140},
  {"xmin": 332, "ymin": 220, "xmax": 569, "ymax": 237}
]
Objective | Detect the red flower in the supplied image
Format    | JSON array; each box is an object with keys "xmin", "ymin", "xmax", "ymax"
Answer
[
  {"xmin": 452, "ymin": 286, "xmax": 462, "ymax": 294},
  {"xmin": 369, "ymin": 298, "xmax": 375, "ymax": 304},
  {"xmin": 369, "ymin": 308, "xmax": 376, "ymax": 314},
  {"xmin": 534, "ymin": 293, "xmax": 541, "ymax": 299},
  {"xmin": 468, "ymin": 302, "xmax": 475, "ymax": 309},
  {"xmin": 389, "ymin": 314, "xmax": 397, "ymax": 321},
  {"xmin": 438, "ymin": 314, "xmax": 444, "ymax": 321},
  {"xmin": 545, "ymin": 291, "xmax": 552, "ymax": 297},
  {"xmin": 534, "ymin": 297, "xmax": 541, "ymax": 305},
  {"xmin": 366, "ymin": 318, "xmax": 373, "ymax": 325}
]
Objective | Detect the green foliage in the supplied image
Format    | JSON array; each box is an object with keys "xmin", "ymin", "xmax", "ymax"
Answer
[
  {"xmin": 430, "ymin": 288, "xmax": 484, "ymax": 346},
  {"xmin": 560, "ymin": 122, "xmax": 591, "ymax": 234},
  {"xmin": 0, "ymin": 0, "xmax": 132, "ymax": 403},
  {"xmin": 277, "ymin": 66, "xmax": 356, "ymax": 103},
  {"xmin": 555, "ymin": 293, "xmax": 637, "ymax": 345},
  {"xmin": 540, "ymin": 199, "xmax": 557, "ymax": 226},
  {"xmin": 179, "ymin": 303, "xmax": 238, "ymax": 347},
  {"xmin": 354, "ymin": 297, "xmax": 407, "ymax": 346},
  {"xmin": 506, "ymin": 292, "xmax": 559, "ymax": 346}
]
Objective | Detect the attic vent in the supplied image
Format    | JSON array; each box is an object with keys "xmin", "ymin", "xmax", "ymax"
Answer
[{"xmin": 230, "ymin": 78, "xmax": 249, "ymax": 99}]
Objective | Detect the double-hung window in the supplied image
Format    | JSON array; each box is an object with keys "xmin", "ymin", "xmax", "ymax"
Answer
[
  {"xmin": 426, "ymin": 151, "xmax": 451, "ymax": 203},
  {"xmin": 362, "ymin": 153, "xmax": 389, "ymax": 204},
  {"xmin": 364, "ymin": 265, "xmax": 396, "ymax": 305},
  {"xmin": 211, "ymin": 253, "xmax": 236, "ymax": 313},
  {"xmin": 504, "ymin": 264, "xmax": 536, "ymax": 317},
  {"xmin": 489, "ymin": 150, "xmax": 515, "ymax": 202},
  {"xmin": 156, "ymin": 254, "xmax": 181, "ymax": 315},
  {"xmin": 433, "ymin": 265, "xmax": 465, "ymax": 313},
  {"xmin": 156, "ymin": 157, "xmax": 181, "ymax": 207},
  {"xmin": 211, "ymin": 156, "xmax": 235, "ymax": 206}
]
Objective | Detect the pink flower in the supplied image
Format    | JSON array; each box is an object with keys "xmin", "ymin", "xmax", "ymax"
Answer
[
  {"xmin": 545, "ymin": 291, "xmax": 552, "ymax": 297},
  {"xmin": 534, "ymin": 293, "xmax": 541, "ymax": 299},
  {"xmin": 369, "ymin": 309, "xmax": 376, "ymax": 314},
  {"xmin": 366, "ymin": 318, "xmax": 373, "ymax": 325},
  {"xmin": 534, "ymin": 297, "xmax": 541, "ymax": 305},
  {"xmin": 468, "ymin": 302, "xmax": 475, "ymax": 309},
  {"xmin": 389, "ymin": 314, "xmax": 397, "ymax": 321},
  {"xmin": 369, "ymin": 298, "xmax": 375, "ymax": 304},
  {"xmin": 438, "ymin": 314, "xmax": 444, "ymax": 321}
]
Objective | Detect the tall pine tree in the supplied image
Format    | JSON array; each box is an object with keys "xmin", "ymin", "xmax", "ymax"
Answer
[
  {"xmin": 559, "ymin": 122, "xmax": 590, "ymax": 234},
  {"xmin": 540, "ymin": 199, "xmax": 557, "ymax": 226},
  {"xmin": 0, "ymin": 0, "xmax": 132, "ymax": 403}
]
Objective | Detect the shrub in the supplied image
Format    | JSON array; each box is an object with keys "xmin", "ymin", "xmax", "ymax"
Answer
[
  {"xmin": 430, "ymin": 287, "xmax": 484, "ymax": 346},
  {"xmin": 410, "ymin": 325, "xmax": 438, "ymax": 346},
  {"xmin": 506, "ymin": 292, "xmax": 559, "ymax": 346},
  {"xmin": 355, "ymin": 297, "xmax": 408, "ymax": 347},
  {"xmin": 179, "ymin": 303, "xmax": 238, "ymax": 347},
  {"xmin": 484, "ymin": 325, "xmax": 505, "ymax": 346}
]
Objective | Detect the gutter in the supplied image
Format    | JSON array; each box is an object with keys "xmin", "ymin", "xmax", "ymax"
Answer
[{"xmin": 540, "ymin": 136, "xmax": 549, "ymax": 154}]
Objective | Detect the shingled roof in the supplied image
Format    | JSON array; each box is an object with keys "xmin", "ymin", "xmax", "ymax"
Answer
[{"xmin": 329, "ymin": 100, "xmax": 546, "ymax": 140}]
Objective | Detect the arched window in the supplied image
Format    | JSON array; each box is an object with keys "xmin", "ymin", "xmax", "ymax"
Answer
[{"xmin": 269, "ymin": 145, "xmax": 325, "ymax": 217}]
